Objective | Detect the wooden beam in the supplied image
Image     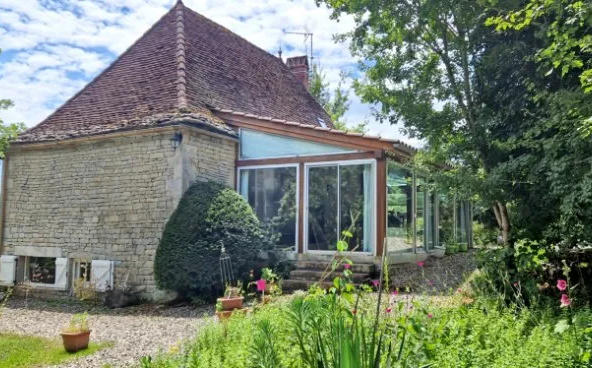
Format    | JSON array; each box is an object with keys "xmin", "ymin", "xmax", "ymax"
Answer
[
  {"xmin": 216, "ymin": 111, "xmax": 413, "ymax": 155},
  {"xmin": 236, "ymin": 151, "xmax": 381, "ymax": 167}
]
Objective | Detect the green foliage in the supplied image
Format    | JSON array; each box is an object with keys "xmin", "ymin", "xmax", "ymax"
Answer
[
  {"xmin": 309, "ymin": 64, "xmax": 368, "ymax": 133},
  {"xmin": 154, "ymin": 180, "xmax": 263, "ymax": 298},
  {"xmin": 139, "ymin": 294, "xmax": 592, "ymax": 368},
  {"xmin": 0, "ymin": 333, "xmax": 107, "ymax": 368},
  {"xmin": 487, "ymin": 0, "xmax": 592, "ymax": 93}
]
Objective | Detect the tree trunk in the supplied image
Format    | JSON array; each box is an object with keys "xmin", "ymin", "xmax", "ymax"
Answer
[{"xmin": 493, "ymin": 201, "xmax": 510, "ymax": 246}]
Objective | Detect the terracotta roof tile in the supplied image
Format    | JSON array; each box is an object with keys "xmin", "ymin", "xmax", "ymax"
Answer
[{"xmin": 16, "ymin": 0, "xmax": 332, "ymax": 144}]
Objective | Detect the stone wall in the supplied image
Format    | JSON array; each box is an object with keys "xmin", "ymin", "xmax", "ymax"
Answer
[{"xmin": 2, "ymin": 127, "xmax": 236, "ymax": 297}]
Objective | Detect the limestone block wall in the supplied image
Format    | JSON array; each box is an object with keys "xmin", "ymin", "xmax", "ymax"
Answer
[{"xmin": 1, "ymin": 127, "xmax": 236, "ymax": 297}]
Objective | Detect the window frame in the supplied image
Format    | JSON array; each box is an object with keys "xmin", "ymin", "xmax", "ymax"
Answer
[
  {"xmin": 236, "ymin": 163, "xmax": 300, "ymax": 253},
  {"xmin": 303, "ymin": 158, "xmax": 377, "ymax": 256},
  {"xmin": 23, "ymin": 256, "xmax": 60, "ymax": 289}
]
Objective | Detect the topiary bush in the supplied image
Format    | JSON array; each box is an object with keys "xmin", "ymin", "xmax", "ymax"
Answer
[{"xmin": 154, "ymin": 180, "xmax": 263, "ymax": 299}]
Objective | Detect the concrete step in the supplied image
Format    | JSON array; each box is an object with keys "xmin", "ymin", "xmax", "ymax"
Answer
[
  {"xmin": 283, "ymin": 279, "xmax": 366, "ymax": 291},
  {"xmin": 295, "ymin": 260, "xmax": 375, "ymax": 274},
  {"xmin": 290, "ymin": 269, "xmax": 370, "ymax": 283}
]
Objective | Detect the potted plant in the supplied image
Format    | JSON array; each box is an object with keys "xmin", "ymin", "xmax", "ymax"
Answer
[
  {"xmin": 217, "ymin": 284, "xmax": 244, "ymax": 311},
  {"xmin": 458, "ymin": 242, "xmax": 468, "ymax": 252},
  {"xmin": 260, "ymin": 267, "xmax": 282, "ymax": 298},
  {"xmin": 60, "ymin": 312, "xmax": 91, "ymax": 353},
  {"xmin": 445, "ymin": 242, "xmax": 459, "ymax": 255}
]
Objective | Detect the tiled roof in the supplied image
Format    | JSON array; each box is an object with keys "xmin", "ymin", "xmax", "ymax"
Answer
[{"xmin": 16, "ymin": 0, "xmax": 332, "ymax": 144}]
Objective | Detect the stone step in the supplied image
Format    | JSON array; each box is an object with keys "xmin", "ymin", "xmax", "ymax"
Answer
[
  {"xmin": 295, "ymin": 261, "xmax": 376, "ymax": 274},
  {"xmin": 283, "ymin": 279, "xmax": 338, "ymax": 291},
  {"xmin": 289, "ymin": 269, "xmax": 370, "ymax": 283}
]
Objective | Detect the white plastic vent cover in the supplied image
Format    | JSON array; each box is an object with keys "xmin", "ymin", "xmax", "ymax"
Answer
[
  {"xmin": 91, "ymin": 260, "xmax": 114, "ymax": 292},
  {"xmin": 0, "ymin": 255, "xmax": 17, "ymax": 286}
]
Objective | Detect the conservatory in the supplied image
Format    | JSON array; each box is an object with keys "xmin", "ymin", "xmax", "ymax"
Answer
[{"xmin": 217, "ymin": 110, "xmax": 474, "ymax": 264}]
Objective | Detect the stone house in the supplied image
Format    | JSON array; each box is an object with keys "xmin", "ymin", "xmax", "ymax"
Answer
[{"xmin": 0, "ymin": 1, "xmax": 473, "ymax": 297}]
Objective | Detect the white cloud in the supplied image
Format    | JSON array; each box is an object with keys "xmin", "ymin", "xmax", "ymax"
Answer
[{"xmin": 0, "ymin": 0, "xmax": 414, "ymax": 145}]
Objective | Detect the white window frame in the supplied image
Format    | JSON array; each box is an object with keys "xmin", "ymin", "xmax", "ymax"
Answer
[
  {"xmin": 71, "ymin": 259, "xmax": 92, "ymax": 285},
  {"xmin": 23, "ymin": 256, "xmax": 66, "ymax": 289},
  {"xmin": 237, "ymin": 163, "xmax": 300, "ymax": 253},
  {"xmin": 238, "ymin": 128, "xmax": 358, "ymax": 160},
  {"xmin": 304, "ymin": 159, "xmax": 377, "ymax": 256}
]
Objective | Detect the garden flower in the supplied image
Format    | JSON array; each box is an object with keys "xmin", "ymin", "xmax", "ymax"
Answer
[
  {"xmin": 457, "ymin": 288, "xmax": 462, "ymax": 293},
  {"xmin": 557, "ymin": 279, "xmax": 567, "ymax": 291},
  {"xmin": 427, "ymin": 313, "xmax": 433, "ymax": 318},
  {"xmin": 256, "ymin": 279, "xmax": 267, "ymax": 292},
  {"xmin": 513, "ymin": 281, "xmax": 519, "ymax": 287},
  {"xmin": 386, "ymin": 307, "xmax": 392, "ymax": 313},
  {"xmin": 417, "ymin": 261, "xmax": 425, "ymax": 267},
  {"xmin": 371, "ymin": 279, "xmax": 379, "ymax": 287},
  {"xmin": 343, "ymin": 263, "xmax": 351, "ymax": 270},
  {"xmin": 392, "ymin": 290, "xmax": 398, "ymax": 296},
  {"xmin": 560, "ymin": 294, "xmax": 571, "ymax": 308},
  {"xmin": 352, "ymin": 309, "xmax": 357, "ymax": 315}
]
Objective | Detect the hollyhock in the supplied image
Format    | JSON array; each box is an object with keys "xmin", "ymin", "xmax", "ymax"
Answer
[
  {"xmin": 371, "ymin": 279, "xmax": 380, "ymax": 288},
  {"xmin": 557, "ymin": 279, "xmax": 567, "ymax": 291},
  {"xmin": 385, "ymin": 307, "xmax": 392, "ymax": 313},
  {"xmin": 343, "ymin": 263, "xmax": 351, "ymax": 270},
  {"xmin": 392, "ymin": 290, "xmax": 398, "ymax": 296},
  {"xmin": 560, "ymin": 294, "xmax": 571, "ymax": 308},
  {"xmin": 256, "ymin": 279, "xmax": 267, "ymax": 292},
  {"xmin": 417, "ymin": 261, "xmax": 425, "ymax": 267},
  {"xmin": 427, "ymin": 313, "xmax": 433, "ymax": 319}
]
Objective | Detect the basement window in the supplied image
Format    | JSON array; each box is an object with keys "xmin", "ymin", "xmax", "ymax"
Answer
[{"xmin": 27, "ymin": 257, "xmax": 56, "ymax": 285}]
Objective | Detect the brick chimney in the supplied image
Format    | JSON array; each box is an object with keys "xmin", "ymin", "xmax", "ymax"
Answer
[{"xmin": 286, "ymin": 56, "xmax": 309, "ymax": 89}]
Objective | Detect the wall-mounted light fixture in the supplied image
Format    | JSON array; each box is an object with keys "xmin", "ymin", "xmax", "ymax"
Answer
[{"xmin": 170, "ymin": 132, "xmax": 183, "ymax": 150}]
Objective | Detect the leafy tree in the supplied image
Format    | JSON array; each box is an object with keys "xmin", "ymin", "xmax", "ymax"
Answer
[
  {"xmin": 316, "ymin": 0, "xmax": 516, "ymax": 243},
  {"xmin": 487, "ymin": 0, "xmax": 592, "ymax": 93},
  {"xmin": 0, "ymin": 49, "xmax": 26, "ymax": 158},
  {"xmin": 309, "ymin": 64, "xmax": 368, "ymax": 133}
]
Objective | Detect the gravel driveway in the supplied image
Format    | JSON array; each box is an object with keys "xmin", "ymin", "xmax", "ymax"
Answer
[{"xmin": 0, "ymin": 297, "xmax": 212, "ymax": 367}]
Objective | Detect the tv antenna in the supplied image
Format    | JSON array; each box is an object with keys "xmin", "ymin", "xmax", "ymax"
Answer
[{"xmin": 284, "ymin": 30, "xmax": 314, "ymax": 64}]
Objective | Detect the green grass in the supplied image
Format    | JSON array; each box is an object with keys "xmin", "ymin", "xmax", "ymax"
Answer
[{"xmin": 0, "ymin": 333, "xmax": 108, "ymax": 368}]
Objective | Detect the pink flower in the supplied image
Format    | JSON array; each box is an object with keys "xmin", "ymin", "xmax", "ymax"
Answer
[
  {"xmin": 392, "ymin": 290, "xmax": 399, "ymax": 296},
  {"xmin": 385, "ymin": 307, "xmax": 392, "ymax": 313},
  {"xmin": 560, "ymin": 294, "xmax": 571, "ymax": 308},
  {"xmin": 256, "ymin": 279, "xmax": 267, "ymax": 292},
  {"xmin": 417, "ymin": 261, "xmax": 425, "ymax": 268},
  {"xmin": 371, "ymin": 279, "xmax": 379, "ymax": 288},
  {"xmin": 557, "ymin": 279, "xmax": 567, "ymax": 291},
  {"xmin": 513, "ymin": 281, "xmax": 519, "ymax": 287},
  {"xmin": 456, "ymin": 288, "xmax": 462, "ymax": 293},
  {"xmin": 343, "ymin": 263, "xmax": 351, "ymax": 270},
  {"xmin": 427, "ymin": 313, "xmax": 433, "ymax": 319}
]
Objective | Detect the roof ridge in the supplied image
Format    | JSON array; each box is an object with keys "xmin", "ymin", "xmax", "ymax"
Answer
[{"xmin": 174, "ymin": 2, "xmax": 188, "ymax": 111}]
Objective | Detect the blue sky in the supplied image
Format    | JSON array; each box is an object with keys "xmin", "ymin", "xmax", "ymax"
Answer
[{"xmin": 0, "ymin": 0, "xmax": 418, "ymax": 145}]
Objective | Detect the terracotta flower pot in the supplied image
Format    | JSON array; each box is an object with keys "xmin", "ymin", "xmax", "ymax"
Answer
[
  {"xmin": 216, "ymin": 310, "xmax": 233, "ymax": 320},
  {"xmin": 60, "ymin": 330, "xmax": 91, "ymax": 353},
  {"xmin": 217, "ymin": 296, "xmax": 244, "ymax": 311}
]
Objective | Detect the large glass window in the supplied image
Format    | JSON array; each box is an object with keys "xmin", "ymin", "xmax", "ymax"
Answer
[
  {"xmin": 457, "ymin": 200, "xmax": 470, "ymax": 246},
  {"xmin": 28, "ymin": 257, "xmax": 56, "ymax": 284},
  {"xmin": 240, "ymin": 129, "xmax": 356, "ymax": 159},
  {"xmin": 418, "ymin": 180, "xmax": 437, "ymax": 251},
  {"xmin": 239, "ymin": 166, "xmax": 297, "ymax": 250},
  {"xmin": 386, "ymin": 162, "xmax": 413, "ymax": 252},
  {"xmin": 438, "ymin": 194, "xmax": 454, "ymax": 247},
  {"xmin": 307, "ymin": 162, "xmax": 375, "ymax": 252}
]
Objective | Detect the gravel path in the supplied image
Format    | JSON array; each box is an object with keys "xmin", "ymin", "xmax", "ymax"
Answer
[{"xmin": 0, "ymin": 297, "xmax": 212, "ymax": 368}]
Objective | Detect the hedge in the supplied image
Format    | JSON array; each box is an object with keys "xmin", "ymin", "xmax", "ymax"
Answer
[{"xmin": 154, "ymin": 180, "xmax": 263, "ymax": 298}]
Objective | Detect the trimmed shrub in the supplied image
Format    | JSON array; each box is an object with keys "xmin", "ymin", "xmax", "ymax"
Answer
[{"xmin": 154, "ymin": 180, "xmax": 263, "ymax": 299}]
